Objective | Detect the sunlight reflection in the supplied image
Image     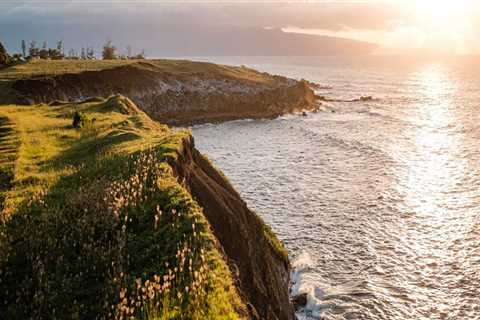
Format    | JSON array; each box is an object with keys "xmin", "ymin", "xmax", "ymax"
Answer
[
  {"xmin": 403, "ymin": 64, "xmax": 461, "ymax": 216},
  {"xmin": 387, "ymin": 64, "xmax": 473, "ymax": 318}
]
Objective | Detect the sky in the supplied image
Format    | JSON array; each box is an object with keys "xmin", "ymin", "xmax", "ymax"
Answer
[{"xmin": 1, "ymin": 0, "xmax": 480, "ymax": 55}]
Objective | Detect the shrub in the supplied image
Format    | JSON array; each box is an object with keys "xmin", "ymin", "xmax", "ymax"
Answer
[
  {"xmin": 72, "ymin": 111, "xmax": 94, "ymax": 128},
  {"xmin": 0, "ymin": 41, "xmax": 11, "ymax": 66},
  {"xmin": 102, "ymin": 40, "xmax": 117, "ymax": 60}
]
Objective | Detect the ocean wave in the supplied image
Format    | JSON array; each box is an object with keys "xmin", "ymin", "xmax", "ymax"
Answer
[{"xmin": 291, "ymin": 252, "xmax": 330, "ymax": 319}]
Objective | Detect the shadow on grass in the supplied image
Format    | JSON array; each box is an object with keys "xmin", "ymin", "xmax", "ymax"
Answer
[
  {"xmin": 0, "ymin": 117, "xmax": 19, "ymax": 212},
  {"xmin": 0, "ymin": 138, "xmax": 206, "ymax": 319},
  {"xmin": 48, "ymin": 129, "xmax": 141, "ymax": 170}
]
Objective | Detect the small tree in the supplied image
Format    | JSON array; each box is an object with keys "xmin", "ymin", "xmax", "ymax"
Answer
[
  {"xmin": 86, "ymin": 47, "xmax": 95, "ymax": 60},
  {"xmin": 133, "ymin": 49, "xmax": 146, "ymax": 60},
  {"xmin": 67, "ymin": 48, "xmax": 79, "ymax": 60},
  {"xmin": 11, "ymin": 53, "xmax": 22, "ymax": 63},
  {"xmin": 102, "ymin": 40, "xmax": 116, "ymax": 60},
  {"xmin": 39, "ymin": 41, "xmax": 49, "ymax": 59},
  {"xmin": 56, "ymin": 40, "xmax": 63, "ymax": 54},
  {"xmin": 72, "ymin": 111, "xmax": 95, "ymax": 128},
  {"xmin": 21, "ymin": 40, "xmax": 26, "ymax": 59},
  {"xmin": 72, "ymin": 111, "xmax": 83, "ymax": 128},
  {"xmin": 0, "ymin": 41, "xmax": 11, "ymax": 66},
  {"xmin": 48, "ymin": 48, "xmax": 62, "ymax": 60},
  {"xmin": 28, "ymin": 41, "xmax": 39, "ymax": 58}
]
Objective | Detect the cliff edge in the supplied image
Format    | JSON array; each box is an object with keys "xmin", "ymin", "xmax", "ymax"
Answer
[
  {"xmin": 1, "ymin": 59, "xmax": 316, "ymax": 125},
  {"xmin": 0, "ymin": 96, "xmax": 295, "ymax": 319},
  {"xmin": 172, "ymin": 135, "xmax": 293, "ymax": 319}
]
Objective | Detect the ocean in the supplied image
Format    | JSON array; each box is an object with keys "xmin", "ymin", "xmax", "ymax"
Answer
[{"xmin": 189, "ymin": 56, "xmax": 480, "ymax": 320}]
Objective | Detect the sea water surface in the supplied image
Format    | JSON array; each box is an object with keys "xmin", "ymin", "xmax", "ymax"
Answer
[{"xmin": 190, "ymin": 56, "xmax": 480, "ymax": 320}]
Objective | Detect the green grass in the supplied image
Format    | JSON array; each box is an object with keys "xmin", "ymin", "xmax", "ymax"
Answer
[
  {"xmin": 0, "ymin": 59, "xmax": 138, "ymax": 80},
  {"xmin": 0, "ymin": 59, "xmax": 280, "ymax": 84},
  {"xmin": 262, "ymin": 222, "xmax": 289, "ymax": 262},
  {"xmin": 0, "ymin": 58, "xmax": 287, "ymax": 108},
  {"xmin": 0, "ymin": 59, "xmax": 283, "ymax": 105},
  {"xmin": 0, "ymin": 96, "xmax": 246, "ymax": 319},
  {"xmin": 0, "ymin": 116, "xmax": 19, "ymax": 213}
]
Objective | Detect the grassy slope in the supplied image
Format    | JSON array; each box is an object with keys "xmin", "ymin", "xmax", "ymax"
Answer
[
  {"xmin": 0, "ymin": 96, "xmax": 246, "ymax": 319},
  {"xmin": 0, "ymin": 59, "xmax": 276, "ymax": 83},
  {"xmin": 0, "ymin": 60, "xmax": 138, "ymax": 80},
  {"xmin": 0, "ymin": 116, "xmax": 19, "ymax": 212}
]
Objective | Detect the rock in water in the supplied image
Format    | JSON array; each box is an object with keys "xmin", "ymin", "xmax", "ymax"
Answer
[
  {"xmin": 360, "ymin": 95, "xmax": 373, "ymax": 101},
  {"xmin": 292, "ymin": 293, "xmax": 308, "ymax": 310}
]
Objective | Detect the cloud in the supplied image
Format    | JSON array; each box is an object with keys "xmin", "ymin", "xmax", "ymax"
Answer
[
  {"xmin": 0, "ymin": 1, "xmax": 404, "ymax": 30},
  {"xmin": 0, "ymin": 1, "xmax": 479, "ymax": 54}
]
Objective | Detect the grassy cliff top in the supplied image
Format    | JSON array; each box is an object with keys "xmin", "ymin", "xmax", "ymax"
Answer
[
  {"xmin": 0, "ymin": 59, "xmax": 280, "ymax": 84},
  {"xmin": 0, "ymin": 59, "xmax": 289, "ymax": 105},
  {"xmin": 0, "ymin": 96, "xmax": 246, "ymax": 319}
]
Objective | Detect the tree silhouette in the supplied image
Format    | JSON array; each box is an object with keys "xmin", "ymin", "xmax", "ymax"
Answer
[
  {"xmin": 29, "ymin": 41, "xmax": 39, "ymax": 58},
  {"xmin": 57, "ymin": 41, "xmax": 64, "ymax": 55},
  {"xmin": 86, "ymin": 47, "xmax": 95, "ymax": 60},
  {"xmin": 39, "ymin": 41, "xmax": 49, "ymax": 59},
  {"xmin": 102, "ymin": 40, "xmax": 117, "ymax": 60},
  {"xmin": 21, "ymin": 40, "xmax": 26, "ymax": 59},
  {"xmin": 0, "ymin": 41, "xmax": 10, "ymax": 66}
]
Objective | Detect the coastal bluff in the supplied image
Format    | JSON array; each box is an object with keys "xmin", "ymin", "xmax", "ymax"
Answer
[
  {"xmin": 2, "ymin": 59, "xmax": 316, "ymax": 125},
  {"xmin": 0, "ymin": 59, "xmax": 309, "ymax": 319}
]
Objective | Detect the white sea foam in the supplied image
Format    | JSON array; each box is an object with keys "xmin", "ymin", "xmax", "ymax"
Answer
[
  {"xmin": 291, "ymin": 251, "xmax": 313, "ymax": 296},
  {"xmin": 291, "ymin": 252, "xmax": 329, "ymax": 319},
  {"xmin": 276, "ymin": 113, "xmax": 298, "ymax": 121}
]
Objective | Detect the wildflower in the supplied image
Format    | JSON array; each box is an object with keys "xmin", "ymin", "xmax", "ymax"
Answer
[{"xmin": 120, "ymin": 288, "xmax": 126, "ymax": 299}]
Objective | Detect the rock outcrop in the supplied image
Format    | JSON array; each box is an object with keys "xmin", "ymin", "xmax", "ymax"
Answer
[{"xmin": 11, "ymin": 61, "xmax": 316, "ymax": 125}]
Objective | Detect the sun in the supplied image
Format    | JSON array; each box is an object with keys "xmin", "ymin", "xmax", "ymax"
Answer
[
  {"xmin": 408, "ymin": 0, "xmax": 475, "ymax": 27},
  {"xmin": 402, "ymin": 0, "xmax": 475, "ymax": 52}
]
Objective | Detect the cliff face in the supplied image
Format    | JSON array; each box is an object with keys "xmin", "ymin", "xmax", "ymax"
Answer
[
  {"xmin": 171, "ymin": 135, "xmax": 294, "ymax": 320},
  {"xmin": 0, "ymin": 96, "xmax": 295, "ymax": 319},
  {"xmin": 11, "ymin": 61, "xmax": 316, "ymax": 125}
]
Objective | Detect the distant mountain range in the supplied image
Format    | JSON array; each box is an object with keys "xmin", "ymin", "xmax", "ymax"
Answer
[
  {"xmin": 154, "ymin": 27, "xmax": 377, "ymax": 56},
  {"xmin": 1, "ymin": 26, "xmax": 376, "ymax": 57}
]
